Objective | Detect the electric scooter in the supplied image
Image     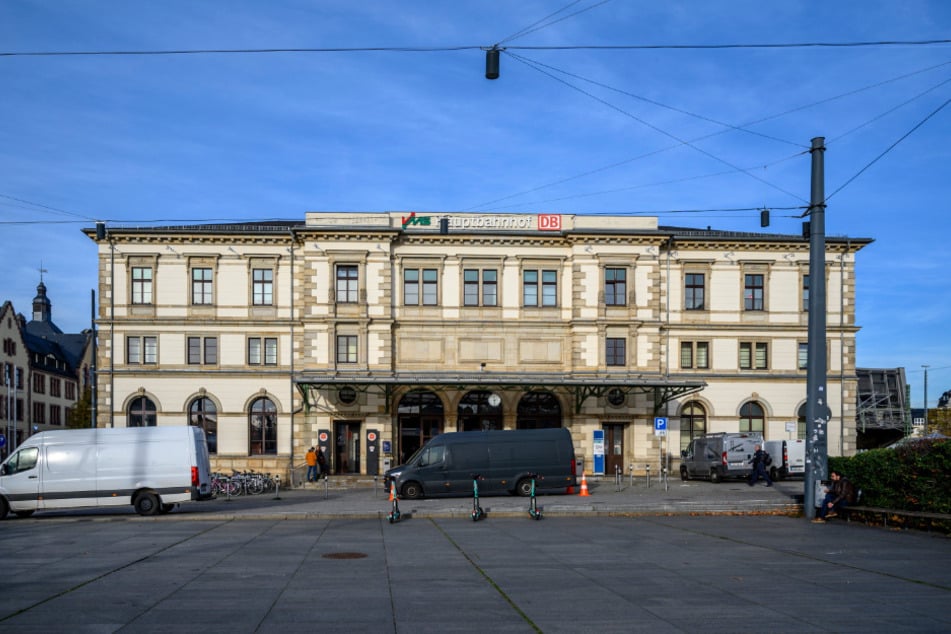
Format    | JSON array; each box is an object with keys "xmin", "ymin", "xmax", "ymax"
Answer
[
  {"xmin": 387, "ymin": 481, "xmax": 402, "ymax": 524},
  {"xmin": 527, "ymin": 472, "xmax": 543, "ymax": 520},
  {"xmin": 470, "ymin": 473, "xmax": 485, "ymax": 521}
]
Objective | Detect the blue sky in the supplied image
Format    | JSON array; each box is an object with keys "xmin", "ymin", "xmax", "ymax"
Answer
[{"xmin": 1, "ymin": 1, "xmax": 949, "ymax": 407}]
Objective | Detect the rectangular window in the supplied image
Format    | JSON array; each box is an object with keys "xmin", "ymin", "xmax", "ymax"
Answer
[
  {"xmin": 744, "ymin": 274, "xmax": 764, "ymax": 311},
  {"xmin": 65, "ymin": 381, "xmax": 76, "ymax": 400},
  {"xmin": 463, "ymin": 269, "xmax": 479, "ymax": 306},
  {"xmin": 524, "ymin": 269, "xmax": 557, "ymax": 307},
  {"xmin": 252, "ymin": 268, "xmax": 273, "ymax": 306},
  {"xmin": 188, "ymin": 337, "xmax": 218, "ymax": 365},
  {"xmin": 247, "ymin": 337, "xmax": 278, "ymax": 365},
  {"xmin": 50, "ymin": 405, "xmax": 62, "ymax": 425},
  {"xmin": 33, "ymin": 373, "xmax": 45, "ymax": 394},
  {"xmin": 404, "ymin": 269, "xmax": 420, "ymax": 305},
  {"xmin": 802, "ymin": 274, "xmax": 810, "ymax": 312},
  {"xmin": 422, "ymin": 269, "xmax": 438, "ymax": 305},
  {"xmin": 685, "ymin": 273, "xmax": 705, "ymax": 310},
  {"xmin": 50, "ymin": 377, "xmax": 61, "ymax": 397},
  {"xmin": 798, "ymin": 342, "xmax": 808, "ymax": 370},
  {"xmin": 143, "ymin": 336, "xmax": 157, "ymax": 364},
  {"xmin": 127, "ymin": 336, "xmax": 141, "ymax": 364},
  {"xmin": 336, "ymin": 335, "xmax": 357, "ymax": 364},
  {"xmin": 192, "ymin": 267, "xmax": 213, "ymax": 305},
  {"xmin": 131, "ymin": 267, "xmax": 153, "ymax": 304},
  {"xmin": 336, "ymin": 265, "xmax": 359, "ymax": 303},
  {"xmin": 739, "ymin": 342, "xmax": 768, "ymax": 370},
  {"xmin": 464, "ymin": 269, "xmax": 498, "ymax": 306},
  {"xmin": 33, "ymin": 402, "xmax": 45, "ymax": 425},
  {"xmin": 606, "ymin": 338, "xmax": 626, "ymax": 366},
  {"xmin": 605, "ymin": 268, "xmax": 626, "ymax": 306},
  {"xmin": 680, "ymin": 341, "xmax": 709, "ymax": 369}
]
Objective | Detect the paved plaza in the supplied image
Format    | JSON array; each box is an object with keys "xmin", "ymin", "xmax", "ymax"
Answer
[{"xmin": 1, "ymin": 480, "xmax": 948, "ymax": 633}]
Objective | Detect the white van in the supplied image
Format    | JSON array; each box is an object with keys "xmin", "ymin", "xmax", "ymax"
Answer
[
  {"xmin": 0, "ymin": 426, "xmax": 214, "ymax": 519},
  {"xmin": 763, "ymin": 439, "xmax": 806, "ymax": 480}
]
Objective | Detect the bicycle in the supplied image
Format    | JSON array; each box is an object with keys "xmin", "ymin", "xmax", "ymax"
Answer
[
  {"xmin": 470, "ymin": 473, "xmax": 485, "ymax": 521},
  {"xmin": 211, "ymin": 472, "xmax": 240, "ymax": 497},
  {"xmin": 526, "ymin": 472, "xmax": 543, "ymax": 520}
]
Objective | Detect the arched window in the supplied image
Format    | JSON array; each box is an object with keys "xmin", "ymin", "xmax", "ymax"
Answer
[
  {"xmin": 516, "ymin": 391, "xmax": 562, "ymax": 429},
  {"xmin": 249, "ymin": 397, "xmax": 277, "ymax": 455},
  {"xmin": 458, "ymin": 390, "xmax": 503, "ymax": 431},
  {"xmin": 680, "ymin": 401, "xmax": 707, "ymax": 452},
  {"xmin": 797, "ymin": 403, "xmax": 807, "ymax": 439},
  {"xmin": 739, "ymin": 401, "xmax": 765, "ymax": 434},
  {"xmin": 397, "ymin": 390, "xmax": 443, "ymax": 463},
  {"xmin": 189, "ymin": 397, "xmax": 217, "ymax": 454},
  {"xmin": 128, "ymin": 396, "xmax": 156, "ymax": 427}
]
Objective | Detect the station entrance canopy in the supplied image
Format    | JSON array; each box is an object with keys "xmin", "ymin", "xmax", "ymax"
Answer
[{"xmin": 295, "ymin": 372, "xmax": 705, "ymax": 415}]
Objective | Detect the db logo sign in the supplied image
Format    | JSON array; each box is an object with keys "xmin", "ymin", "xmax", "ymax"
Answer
[{"xmin": 538, "ymin": 214, "xmax": 561, "ymax": 231}]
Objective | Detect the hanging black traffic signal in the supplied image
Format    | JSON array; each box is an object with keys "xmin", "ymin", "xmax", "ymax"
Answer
[
  {"xmin": 760, "ymin": 209, "xmax": 770, "ymax": 227},
  {"xmin": 485, "ymin": 48, "xmax": 500, "ymax": 80}
]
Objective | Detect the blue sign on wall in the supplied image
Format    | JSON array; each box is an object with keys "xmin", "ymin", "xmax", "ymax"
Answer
[{"xmin": 593, "ymin": 429, "xmax": 605, "ymax": 475}]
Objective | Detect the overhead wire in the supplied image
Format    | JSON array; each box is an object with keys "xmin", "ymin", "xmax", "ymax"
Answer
[
  {"xmin": 498, "ymin": 0, "xmax": 615, "ymax": 46},
  {"xmin": 467, "ymin": 59, "xmax": 950, "ymax": 211},
  {"xmin": 503, "ymin": 51, "xmax": 809, "ymax": 203},
  {"xmin": 2, "ymin": 39, "xmax": 948, "ymax": 57},
  {"xmin": 826, "ymin": 97, "xmax": 950, "ymax": 202},
  {"xmin": 495, "ymin": 0, "xmax": 584, "ymax": 46}
]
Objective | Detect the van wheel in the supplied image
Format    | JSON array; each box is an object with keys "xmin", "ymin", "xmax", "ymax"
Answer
[
  {"xmin": 134, "ymin": 493, "xmax": 161, "ymax": 516},
  {"xmin": 401, "ymin": 482, "xmax": 423, "ymax": 500},
  {"xmin": 770, "ymin": 467, "xmax": 779, "ymax": 481},
  {"xmin": 680, "ymin": 466, "xmax": 689, "ymax": 481},
  {"xmin": 14, "ymin": 510, "xmax": 35, "ymax": 518},
  {"xmin": 709, "ymin": 469, "xmax": 721, "ymax": 483},
  {"xmin": 516, "ymin": 478, "xmax": 533, "ymax": 497}
]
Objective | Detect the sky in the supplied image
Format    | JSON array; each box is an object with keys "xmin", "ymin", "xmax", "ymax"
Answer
[{"xmin": 1, "ymin": 1, "xmax": 949, "ymax": 408}]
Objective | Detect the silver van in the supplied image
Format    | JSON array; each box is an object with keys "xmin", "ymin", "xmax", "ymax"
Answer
[
  {"xmin": 383, "ymin": 428, "xmax": 577, "ymax": 499},
  {"xmin": 680, "ymin": 432, "xmax": 763, "ymax": 483}
]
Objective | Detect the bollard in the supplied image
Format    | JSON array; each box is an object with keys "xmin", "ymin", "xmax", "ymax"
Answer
[
  {"xmin": 323, "ymin": 474, "xmax": 329, "ymax": 499},
  {"xmin": 374, "ymin": 475, "xmax": 378, "ymax": 499},
  {"xmin": 646, "ymin": 464, "xmax": 651, "ymax": 488},
  {"xmin": 273, "ymin": 474, "xmax": 282, "ymax": 500},
  {"xmin": 630, "ymin": 463, "xmax": 634, "ymax": 488},
  {"xmin": 662, "ymin": 466, "xmax": 669, "ymax": 492}
]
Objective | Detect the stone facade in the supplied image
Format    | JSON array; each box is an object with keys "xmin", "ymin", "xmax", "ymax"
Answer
[{"xmin": 85, "ymin": 213, "xmax": 869, "ymax": 482}]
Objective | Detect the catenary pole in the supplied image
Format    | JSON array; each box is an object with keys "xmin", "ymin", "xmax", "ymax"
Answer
[{"xmin": 804, "ymin": 137, "xmax": 829, "ymax": 518}]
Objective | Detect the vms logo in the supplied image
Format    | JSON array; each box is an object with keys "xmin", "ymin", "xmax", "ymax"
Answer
[
  {"xmin": 538, "ymin": 214, "xmax": 561, "ymax": 231},
  {"xmin": 401, "ymin": 212, "xmax": 432, "ymax": 228}
]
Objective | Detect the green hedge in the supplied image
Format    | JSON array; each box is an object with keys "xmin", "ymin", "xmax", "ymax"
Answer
[{"xmin": 829, "ymin": 439, "xmax": 951, "ymax": 514}]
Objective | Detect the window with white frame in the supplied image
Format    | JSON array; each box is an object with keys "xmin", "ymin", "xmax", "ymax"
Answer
[
  {"xmin": 404, "ymin": 268, "xmax": 439, "ymax": 306},
  {"xmin": 336, "ymin": 264, "xmax": 359, "ymax": 303},
  {"xmin": 336, "ymin": 335, "xmax": 357, "ymax": 364},
  {"xmin": 464, "ymin": 269, "xmax": 498, "ymax": 306}
]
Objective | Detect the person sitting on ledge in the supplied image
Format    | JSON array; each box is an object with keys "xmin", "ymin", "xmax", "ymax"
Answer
[{"xmin": 812, "ymin": 470, "xmax": 856, "ymax": 523}]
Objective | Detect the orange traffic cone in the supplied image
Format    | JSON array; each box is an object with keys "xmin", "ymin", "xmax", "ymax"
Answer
[
  {"xmin": 388, "ymin": 481, "xmax": 395, "ymax": 502},
  {"xmin": 579, "ymin": 472, "xmax": 590, "ymax": 496}
]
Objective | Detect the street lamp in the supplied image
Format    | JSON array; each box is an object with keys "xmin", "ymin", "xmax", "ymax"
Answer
[{"xmin": 922, "ymin": 364, "xmax": 929, "ymax": 434}]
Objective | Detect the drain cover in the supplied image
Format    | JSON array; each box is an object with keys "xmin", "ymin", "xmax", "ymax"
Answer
[{"xmin": 322, "ymin": 552, "xmax": 368, "ymax": 559}]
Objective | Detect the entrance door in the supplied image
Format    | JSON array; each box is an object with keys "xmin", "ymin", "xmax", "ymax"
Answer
[
  {"xmin": 398, "ymin": 415, "xmax": 441, "ymax": 465},
  {"xmin": 333, "ymin": 421, "xmax": 361, "ymax": 474},
  {"xmin": 604, "ymin": 424, "xmax": 625, "ymax": 478}
]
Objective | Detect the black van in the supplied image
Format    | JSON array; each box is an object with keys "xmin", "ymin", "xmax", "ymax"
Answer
[{"xmin": 383, "ymin": 428, "xmax": 577, "ymax": 499}]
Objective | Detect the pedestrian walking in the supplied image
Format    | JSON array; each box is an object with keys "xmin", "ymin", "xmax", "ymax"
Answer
[
  {"xmin": 748, "ymin": 444, "xmax": 773, "ymax": 487},
  {"xmin": 305, "ymin": 446, "xmax": 318, "ymax": 482}
]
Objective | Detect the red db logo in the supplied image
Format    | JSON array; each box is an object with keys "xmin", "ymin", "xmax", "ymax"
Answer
[{"xmin": 538, "ymin": 214, "xmax": 561, "ymax": 231}]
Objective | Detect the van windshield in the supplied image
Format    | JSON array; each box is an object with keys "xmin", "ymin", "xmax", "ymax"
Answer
[{"xmin": 3, "ymin": 446, "xmax": 39, "ymax": 475}]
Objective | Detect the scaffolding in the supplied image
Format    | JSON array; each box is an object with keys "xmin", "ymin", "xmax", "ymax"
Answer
[{"xmin": 856, "ymin": 368, "xmax": 910, "ymax": 434}]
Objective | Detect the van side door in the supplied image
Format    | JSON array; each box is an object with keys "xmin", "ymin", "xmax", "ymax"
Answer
[{"xmin": 0, "ymin": 446, "xmax": 41, "ymax": 512}]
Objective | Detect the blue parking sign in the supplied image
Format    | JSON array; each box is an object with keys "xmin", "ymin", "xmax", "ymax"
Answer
[{"xmin": 654, "ymin": 417, "xmax": 668, "ymax": 436}]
